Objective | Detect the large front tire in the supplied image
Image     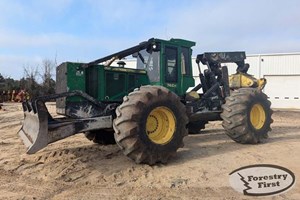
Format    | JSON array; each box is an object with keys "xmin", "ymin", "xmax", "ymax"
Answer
[
  {"xmin": 113, "ymin": 86, "xmax": 188, "ymax": 165},
  {"xmin": 221, "ymin": 88, "xmax": 273, "ymax": 144}
]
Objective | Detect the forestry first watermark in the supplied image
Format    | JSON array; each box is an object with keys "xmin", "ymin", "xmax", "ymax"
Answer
[{"xmin": 229, "ymin": 164, "xmax": 295, "ymax": 196}]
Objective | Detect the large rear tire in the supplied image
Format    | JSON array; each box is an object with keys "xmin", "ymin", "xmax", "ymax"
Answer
[
  {"xmin": 113, "ymin": 85, "xmax": 188, "ymax": 165},
  {"xmin": 221, "ymin": 88, "xmax": 273, "ymax": 144}
]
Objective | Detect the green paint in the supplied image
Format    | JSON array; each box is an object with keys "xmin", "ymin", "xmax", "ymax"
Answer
[
  {"xmin": 62, "ymin": 38, "xmax": 196, "ymax": 103},
  {"xmin": 65, "ymin": 62, "xmax": 86, "ymax": 102}
]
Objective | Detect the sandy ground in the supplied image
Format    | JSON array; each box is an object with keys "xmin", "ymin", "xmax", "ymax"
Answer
[{"xmin": 0, "ymin": 102, "xmax": 299, "ymax": 200}]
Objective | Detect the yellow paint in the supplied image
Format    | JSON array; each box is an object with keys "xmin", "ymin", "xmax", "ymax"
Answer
[
  {"xmin": 187, "ymin": 91, "xmax": 200, "ymax": 99},
  {"xmin": 257, "ymin": 78, "xmax": 267, "ymax": 89},
  {"xmin": 146, "ymin": 106, "xmax": 176, "ymax": 144},
  {"xmin": 229, "ymin": 73, "xmax": 265, "ymax": 89},
  {"xmin": 250, "ymin": 103, "xmax": 266, "ymax": 130},
  {"xmin": 240, "ymin": 74, "xmax": 254, "ymax": 87}
]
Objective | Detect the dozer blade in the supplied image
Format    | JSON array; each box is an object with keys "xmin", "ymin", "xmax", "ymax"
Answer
[
  {"xmin": 18, "ymin": 100, "xmax": 50, "ymax": 154},
  {"xmin": 18, "ymin": 100, "xmax": 112, "ymax": 154}
]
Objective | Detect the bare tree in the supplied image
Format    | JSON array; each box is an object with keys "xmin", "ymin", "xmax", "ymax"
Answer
[
  {"xmin": 19, "ymin": 57, "xmax": 57, "ymax": 99},
  {"xmin": 23, "ymin": 65, "xmax": 40, "ymax": 98},
  {"xmin": 40, "ymin": 58, "xmax": 56, "ymax": 96}
]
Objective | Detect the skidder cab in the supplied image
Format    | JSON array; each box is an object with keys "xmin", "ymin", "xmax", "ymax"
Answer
[{"xmin": 18, "ymin": 38, "xmax": 273, "ymax": 165}]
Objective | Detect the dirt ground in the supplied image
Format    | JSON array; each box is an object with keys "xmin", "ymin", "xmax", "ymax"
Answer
[{"xmin": 0, "ymin": 102, "xmax": 299, "ymax": 200}]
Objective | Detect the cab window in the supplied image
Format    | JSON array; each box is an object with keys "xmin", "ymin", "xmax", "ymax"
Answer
[
  {"xmin": 181, "ymin": 47, "xmax": 191, "ymax": 75},
  {"xmin": 136, "ymin": 49, "xmax": 160, "ymax": 82},
  {"xmin": 165, "ymin": 46, "xmax": 177, "ymax": 83}
]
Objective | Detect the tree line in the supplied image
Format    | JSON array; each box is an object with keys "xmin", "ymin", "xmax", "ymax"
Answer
[{"xmin": 0, "ymin": 59, "xmax": 56, "ymax": 101}]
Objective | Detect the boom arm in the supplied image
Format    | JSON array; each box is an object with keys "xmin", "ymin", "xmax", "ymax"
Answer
[{"xmin": 82, "ymin": 38, "xmax": 156, "ymax": 68}]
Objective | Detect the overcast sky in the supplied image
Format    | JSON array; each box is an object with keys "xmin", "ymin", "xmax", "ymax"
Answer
[{"xmin": 1, "ymin": 0, "xmax": 300, "ymax": 79}]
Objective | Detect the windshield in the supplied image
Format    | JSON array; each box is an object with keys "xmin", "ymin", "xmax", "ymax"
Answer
[{"xmin": 136, "ymin": 49, "xmax": 160, "ymax": 82}]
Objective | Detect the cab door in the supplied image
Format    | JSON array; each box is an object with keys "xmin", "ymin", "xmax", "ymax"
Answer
[
  {"xmin": 163, "ymin": 45, "xmax": 180, "ymax": 93},
  {"xmin": 163, "ymin": 45, "xmax": 194, "ymax": 95}
]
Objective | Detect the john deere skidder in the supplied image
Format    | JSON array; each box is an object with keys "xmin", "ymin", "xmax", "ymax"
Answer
[{"xmin": 18, "ymin": 38, "xmax": 273, "ymax": 165}]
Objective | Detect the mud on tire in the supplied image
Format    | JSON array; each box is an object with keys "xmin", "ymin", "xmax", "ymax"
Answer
[
  {"xmin": 113, "ymin": 85, "xmax": 188, "ymax": 165},
  {"xmin": 221, "ymin": 88, "xmax": 273, "ymax": 144}
]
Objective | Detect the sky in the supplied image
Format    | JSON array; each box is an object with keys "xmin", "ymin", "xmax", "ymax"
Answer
[{"xmin": 1, "ymin": 0, "xmax": 300, "ymax": 79}]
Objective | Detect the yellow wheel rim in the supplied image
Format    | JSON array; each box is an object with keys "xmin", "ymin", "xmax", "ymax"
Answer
[
  {"xmin": 250, "ymin": 103, "xmax": 266, "ymax": 130},
  {"xmin": 146, "ymin": 106, "xmax": 176, "ymax": 144}
]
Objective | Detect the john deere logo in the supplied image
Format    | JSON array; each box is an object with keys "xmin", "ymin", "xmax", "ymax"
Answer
[{"xmin": 229, "ymin": 164, "xmax": 295, "ymax": 196}]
